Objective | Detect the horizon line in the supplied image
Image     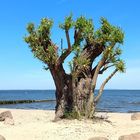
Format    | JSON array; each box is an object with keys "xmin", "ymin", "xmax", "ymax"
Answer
[{"xmin": 0, "ymin": 89, "xmax": 140, "ymax": 91}]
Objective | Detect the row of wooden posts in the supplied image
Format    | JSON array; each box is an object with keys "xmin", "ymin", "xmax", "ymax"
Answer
[{"xmin": 0, "ymin": 99, "xmax": 55, "ymax": 105}]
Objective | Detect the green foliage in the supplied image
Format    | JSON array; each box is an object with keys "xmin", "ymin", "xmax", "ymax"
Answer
[
  {"xmin": 24, "ymin": 18, "xmax": 57, "ymax": 65},
  {"xmin": 60, "ymin": 15, "xmax": 94, "ymax": 45},
  {"xmin": 75, "ymin": 16, "xmax": 94, "ymax": 44},
  {"xmin": 74, "ymin": 56, "xmax": 90, "ymax": 70},
  {"xmin": 59, "ymin": 14, "xmax": 74, "ymax": 31},
  {"xmin": 104, "ymin": 46, "xmax": 122, "ymax": 62},
  {"xmin": 25, "ymin": 15, "xmax": 125, "ymax": 75},
  {"xmin": 68, "ymin": 57, "xmax": 90, "ymax": 79},
  {"xmin": 69, "ymin": 45, "xmax": 89, "ymax": 76},
  {"xmin": 72, "ymin": 44, "xmax": 81, "ymax": 55},
  {"xmin": 47, "ymin": 45, "xmax": 58, "ymax": 64},
  {"xmin": 63, "ymin": 109, "xmax": 80, "ymax": 119},
  {"xmin": 115, "ymin": 60, "xmax": 125, "ymax": 72},
  {"xmin": 26, "ymin": 23, "xmax": 35, "ymax": 34},
  {"xmin": 40, "ymin": 18, "xmax": 53, "ymax": 31},
  {"xmin": 102, "ymin": 44, "xmax": 125, "ymax": 73},
  {"xmin": 115, "ymin": 47, "xmax": 122, "ymax": 55},
  {"xmin": 95, "ymin": 17, "xmax": 124, "ymax": 45}
]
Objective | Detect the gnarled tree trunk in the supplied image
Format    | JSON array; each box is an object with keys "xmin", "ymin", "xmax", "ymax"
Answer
[{"xmin": 50, "ymin": 64, "xmax": 95, "ymax": 120}]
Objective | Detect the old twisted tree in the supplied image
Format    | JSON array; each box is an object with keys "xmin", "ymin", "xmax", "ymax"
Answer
[{"xmin": 25, "ymin": 15, "xmax": 125, "ymax": 120}]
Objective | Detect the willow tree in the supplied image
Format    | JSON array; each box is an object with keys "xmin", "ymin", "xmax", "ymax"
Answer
[{"xmin": 24, "ymin": 15, "xmax": 125, "ymax": 120}]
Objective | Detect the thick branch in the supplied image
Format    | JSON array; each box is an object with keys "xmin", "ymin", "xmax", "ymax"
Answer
[
  {"xmin": 90, "ymin": 44, "xmax": 116, "ymax": 92},
  {"xmin": 81, "ymin": 43, "xmax": 105, "ymax": 67},
  {"xmin": 91, "ymin": 42, "xmax": 116, "ymax": 76},
  {"xmin": 65, "ymin": 30, "xmax": 71, "ymax": 50},
  {"xmin": 74, "ymin": 29, "xmax": 81, "ymax": 45},
  {"xmin": 91, "ymin": 42, "xmax": 116, "ymax": 88},
  {"xmin": 94, "ymin": 69, "xmax": 118, "ymax": 104},
  {"xmin": 57, "ymin": 30, "xmax": 72, "ymax": 65},
  {"xmin": 91, "ymin": 57, "xmax": 105, "ymax": 90}
]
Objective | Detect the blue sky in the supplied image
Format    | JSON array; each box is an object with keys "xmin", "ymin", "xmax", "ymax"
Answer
[{"xmin": 0, "ymin": 0, "xmax": 140, "ymax": 89}]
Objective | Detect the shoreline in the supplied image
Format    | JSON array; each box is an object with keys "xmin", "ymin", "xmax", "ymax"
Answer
[
  {"xmin": 0, "ymin": 108, "xmax": 140, "ymax": 140},
  {"xmin": 0, "ymin": 107, "xmax": 139, "ymax": 113}
]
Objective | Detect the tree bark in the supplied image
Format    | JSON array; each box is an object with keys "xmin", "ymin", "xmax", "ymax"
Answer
[
  {"xmin": 50, "ymin": 64, "xmax": 73, "ymax": 120},
  {"xmin": 50, "ymin": 64, "xmax": 95, "ymax": 120},
  {"xmin": 50, "ymin": 43, "xmax": 116, "ymax": 120},
  {"xmin": 73, "ymin": 77, "xmax": 95, "ymax": 118},
  {"xmin": 50, "ymin": 44, "xmax": 105, "ymax": 120}
]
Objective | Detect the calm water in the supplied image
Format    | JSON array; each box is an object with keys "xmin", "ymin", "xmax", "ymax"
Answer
[{"xmin": 0, "ymin": 90, "xmax": 140, "ymax": 112}]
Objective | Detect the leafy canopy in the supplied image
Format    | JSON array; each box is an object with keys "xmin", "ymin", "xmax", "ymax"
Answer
[{"xmin": 25, "ymin": 14, "xmax": 125, "ymax": 73}]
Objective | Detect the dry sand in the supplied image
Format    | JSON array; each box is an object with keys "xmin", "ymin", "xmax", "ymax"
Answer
[{"xmin": 0, "ymin": 108, "xmax": 140, "ymax": 140}]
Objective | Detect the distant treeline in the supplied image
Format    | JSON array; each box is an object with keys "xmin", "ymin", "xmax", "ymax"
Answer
[{"xmin": 0, "ymin": 99, "xmax": 56, "ymax": 105}]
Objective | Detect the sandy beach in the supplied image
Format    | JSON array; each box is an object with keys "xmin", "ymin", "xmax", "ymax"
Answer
[{"xmin": 0, "ymin": 109, "xmax": 140, "ymax": 140}]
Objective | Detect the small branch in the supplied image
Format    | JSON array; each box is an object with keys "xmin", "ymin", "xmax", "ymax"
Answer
[
  {"xmin": 94, "ymin": 69, "xmax": 118, "ymax": 104},
  {"xmin": 99, "ymin": 64, "xmax": 115, "ymax": 74},
  {"xmin": 57, "ymin": 30, "xmax": 72, "ymax": 65},
  {"xmin": 61, "ymin": 38, "xmax": 63, "ymax": 51},
  {"xmin": 58, "ymin": 49, "xmax": 71, "ymax": 64},
  {"xmin": 43, "ymin": 66, "xmax": 49, "ymax": 71}
]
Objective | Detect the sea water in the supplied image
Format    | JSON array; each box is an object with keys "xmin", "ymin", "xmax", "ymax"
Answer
[{"xmin": 0, "ymin": 90, "xmax": 140, "ymax": 112}]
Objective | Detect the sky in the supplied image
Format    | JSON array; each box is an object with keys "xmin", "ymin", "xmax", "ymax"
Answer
[{"xmin": 0, "ymin": 0, "xmax": 140, "ymax": 90}]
